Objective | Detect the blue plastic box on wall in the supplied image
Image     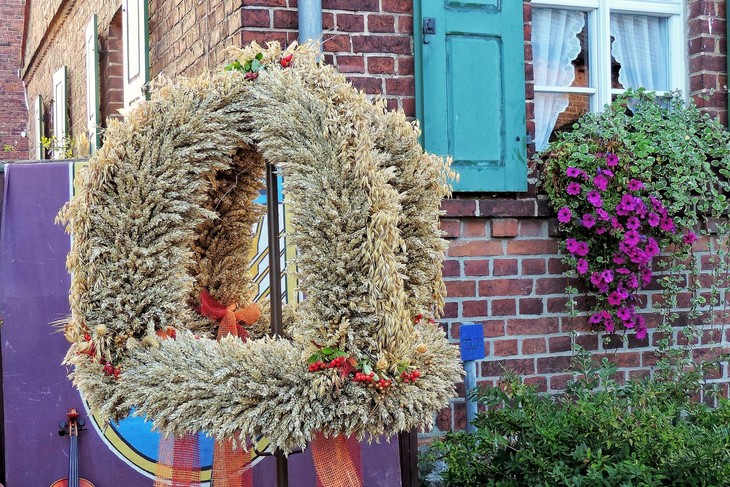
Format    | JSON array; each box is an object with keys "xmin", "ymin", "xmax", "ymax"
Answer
[{"xmin": 459, "ymin": 323, "xmax": 485, "ymax": 361}]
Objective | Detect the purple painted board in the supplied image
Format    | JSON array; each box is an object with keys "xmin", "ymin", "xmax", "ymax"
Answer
[{"xmin": 0, "ymin": 162, "xmax": 402, "ymax": 486}]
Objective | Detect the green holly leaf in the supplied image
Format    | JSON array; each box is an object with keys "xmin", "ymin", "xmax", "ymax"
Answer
[
  {"xmin": 255, "ymin": 52, "xmax": 264, "ymax": 61},
  {"xmin": 307, "ymin": 353, "xmax": 321, "ymax": 364},
  {"xmin": 251, "ymin": 59, "xmax": 261, "ymax": 72},
  {"xmin": 225, "ymin": 60, "xmax": 243, "ymax": 72}
]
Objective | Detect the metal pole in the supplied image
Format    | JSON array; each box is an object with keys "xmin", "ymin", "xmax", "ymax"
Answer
[
  {"xmin": 265, "ymin": 161, "xmax": 288, "ymax": 486},
  {"xmin": 464, "ymin": 361, "xmax": 477, "ymax": 433},
  {"xmin": 298, "ymin": 0, "xmax": 323, "ymax": 48}
]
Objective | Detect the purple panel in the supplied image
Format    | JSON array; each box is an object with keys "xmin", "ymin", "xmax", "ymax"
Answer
[
  {"xmin": 0, "ymin": 162, "xmax": 404, "ymax": 486},
  {"xmin": 0, "ymin": 163, "xmax": 148, "ymax": 486}
]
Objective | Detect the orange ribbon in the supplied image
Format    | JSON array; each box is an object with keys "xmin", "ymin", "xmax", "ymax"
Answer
[{"xmin": 199, "ymin": 290, "xmax": 261, "ymax": 341}]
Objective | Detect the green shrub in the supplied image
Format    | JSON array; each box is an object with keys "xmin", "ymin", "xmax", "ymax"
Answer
[{"xmin": 425, "ymin": 352, "xmax": 730, "ymax": 487}]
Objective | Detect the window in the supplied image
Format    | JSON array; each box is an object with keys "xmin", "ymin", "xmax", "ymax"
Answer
[
  {"xmin": 86, "ymin": 14, "xmax": 101, "ymax": 152},
  {"xmin": 531, "ymin": 0, "xmax": 686, "ymax": 151},
  {"xmin": 122, "ymin": 0, "xmax": 149, "ymax": 109}
]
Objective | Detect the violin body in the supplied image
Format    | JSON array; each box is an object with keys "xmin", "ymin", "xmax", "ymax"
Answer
[
  {"xmin": 50, "ymin": 479, "xmax": 95, "ymax": 487},
  {"xmin": 52, "ymin": 408, "xmax": 96, "ymax": 487}
]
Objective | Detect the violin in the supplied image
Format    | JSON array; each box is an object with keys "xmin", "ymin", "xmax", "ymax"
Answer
[{"xmin": 51, "ymin": 408, "xmax": 95, "ymax": 487}]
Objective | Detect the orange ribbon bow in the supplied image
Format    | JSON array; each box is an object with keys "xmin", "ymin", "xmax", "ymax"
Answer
[{"xmin": 199, "ymin": 290, "xmax": 261, "ymax": 341}]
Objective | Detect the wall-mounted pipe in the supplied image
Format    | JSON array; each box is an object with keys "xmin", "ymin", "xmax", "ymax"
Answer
[{"xmin": 298, "ymin": 0, "xmax": 323, "ymax": 47}]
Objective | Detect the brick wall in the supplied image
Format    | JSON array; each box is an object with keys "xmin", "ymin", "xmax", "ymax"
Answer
[
  {"xmin": 149, "ymin": 0, "xmax": 242, "ymax": 79},
  {"xmin": 22, "ymin": 0, "xmax": 121, "ymax": 150},
  {"xmin": 242, "ymin": 0, "xmax": 415, "ymax": 115},
  {"xmin": 99, "ymin": 8, "xmax": 123, "ymax": 127},
  {"xmin": 1, "ymin": 0, "xmax": 28, "ymax": 159},
  {"xmin": 688, "ymin": 0, "xmax": 728, "ymax": 125}
]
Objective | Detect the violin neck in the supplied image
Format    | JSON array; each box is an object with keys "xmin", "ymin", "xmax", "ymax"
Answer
[{"xmin": 69, "ymin": 434, "xmax": 79, "ymax": 487}]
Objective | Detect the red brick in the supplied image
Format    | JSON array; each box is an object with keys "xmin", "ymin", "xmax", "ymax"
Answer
[
  {"xmin": 367, "ymin": 56, "xmax": 395, "ymax": 74},
  {"xmin": 441, "ymin": 199, "xmax": 477, "ymax": 217},
  {"xmin": 242, "ymin": 30, "xmax": 288, "ymax": 46},
  {"xmin": 537, "ymin": 355, "xmax": 572, "ymax": 374},
  {"xmin": 453, "ymin": 402, "xmax": 467, "ymax": 430},
  {"xmin": 549, "ymin": 374, "xmax": 573, "ymax": 391},
  {"xmin": 482, "ymin": 358, "xmax": 535, "ymax": 376},
  {"xmin": 493, "ymin": 339, "xmax": 518, "ymax": 356},
  {"xmin": 575, "ymin": 334, "xmax": 599, "ymax": 351},
  {"xmin": 439, "ymin": 218, "xmax": 460, "ymax": 238},
  {"xmin": 535, "ymin": 277, "xmax": 567, "ymax": 295},
  {"xmin": 463, "ymin": 300, "xmax": 487, "ymax": 317},
  {"xmin": 522, "ymin": 258, "xmax": 546, "ymax": 275},
  {"xmin": 522, "ymin": 337, "xmax": 547, "ymax": 355},
  {"xmin": 524, "ymin": 376, "xmax": 548, "ymax": 392},
  {"xmin": 336, "ymin": 55, "xmax": 365, "ymax": 73},
  {"xmin": 462, "ymin": 219, "xmax": 486, "ymax": 237},
  {"xmin": 398, "ymin": 56, "xmax": 414, "ymax": 75},
  {"xmin": 336, "ymin": 13, "xmax": 365, "ymax": 32},
  {"xmin": 382, "ymin": 0, "xmax": 412, "ymax": 13},
  {"xmin": 482, "ymin": 320, "xmax": 505, "ymax": 338},
  {"xmin": 352, "ymin": 35, "xmax": 412, "ymax": 55},
  {"xmin": 506, "ymin": 239, "xmax": 559, "ymax": 255},
  {"xmin": 507, "ymin": 317, "xmax": 559, "ymax": 335},
  {"xmin": 491, "ymin": 218, "xmax": 518, "ymax": 237},
  {"xmin": 491, "ymin": 298, "xmax": 516, "ymax": 316},
  {"xmin": 402, "ymin": 98, "xmax": 416, "ymax": 117},
  {"xmin": 323, "ymin": 0, "xmax": 379, "ymax": 11},
  {"xmin": 448, "ymin": 240, "xmax": 502, "ymax": 257},
  {"xmin": 242, "ymin": 9, "xmax": 271, "ymax": 28},
  {"xmin": 445, "ymin": 280, "xmax": 476, "ymax": 298},
  {"xmin": 479, "ymin": 199, "xmax": 535, "ymax": 217},
  {"xmin": 443, "ymin": 302, "xmax": 458, "ymax": 319},
  {"xmin": 463, "ymin": 259, "xmax": 489, "ymax": 277},
  {"xmin": 347, "ymin": 76, "xmax": 382, "ymax": 94},
  {"xmin": 443, "ymin": 259, "xmax": 460, "ymax": 277},
  {"xmin": 479, "ymin": 278, "xmax": 533, "ymax": 297},
  {"xmin": 436, "ymin": 406, "xmax": 452, "ymax": 431},
  {"xmin": 245, "ymin": 0, "xmax": 285, "ymax": 5},
  {"xmin": 519, "ymin": 298, "xmax": 543, "ymax": 315},
  {"xmin": 492, "ymin": 258, "xmax": 518, "ymax": 276},
  {"xmin": 323, "ymin": 34, "xmax": 351, "ymax": 53},
  {"xmin": 273, "ymin": 9, "xmax": 298, "ymax": 28},
  {"xmin": 398, "ymin": 15, "xmax": 413, "ymax": 34},
  {"xmin": 547, "ymin": 258, "xmax": 567, "ymax": 274},
  {"xmin": 385, "ymin": 77, "xmax": 414, "ymax": 96},
  {"xmin": 323, "ymin": 12, "xmax": 335, "ymax": 30},
  {"xmin": 368, "ymin": 14, "xmax": 395, "ymax": 33}
]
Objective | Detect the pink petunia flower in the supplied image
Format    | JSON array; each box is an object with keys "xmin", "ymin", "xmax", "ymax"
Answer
[
  {"xmin": 567, "ymin": 167, "xmax": 581, "ymax": 178},
  {"xmin": 659, "ymin": 217, "xmax": 675, "ymax": 233},
  {"xmin": 604, "ymin": 319, "xmax": 615, "ymax": 333},
  {"xmin": 605, "ymin": 153, "xmax": 619, "ymax": 166},
  {"xmin": 575, "ymin": 241, "xmax": 589, "ymax": 257},
  {"xmin": 628, "ymin": 179, "xmax": 645, "ymax": 191},
  {"xmin": 647, "ymin": 212, "xmax": 660, "ymax": 227},
  {"xmin": 607, "ymin": 292, "xmax": 623, "ymax": 306},
  {"xmin": 593, "ymin": 175, "xmax": 608, "ymax": 191},
  {"xmin": 626, "ymin": 216, "xmax": 641, "ymax": 230},
  {"xmin": 566, "ymin": 182, "xmax": 581, "ymax": 195},
  {"xmin": 587, "ymin": 191, "xmax": 603, "ymax": 207},
  {"xmin": 565, "ymin": 238, "xmax": 579, "ymax": 253},
  {"xmin": 596, "ymin": 208, "xmax": 610, "ymax": 221},
  {"xmin": 581, "ymin": 214, "xmax": 596, "ymax": 228},
  {"xmin": 589, "ymin": 313, "xmax": 603, "ymax": 324},
  {"xmin": 624, "ymin": 230, "xmax": 641, "ymax": 247},
  {"xmin": 616, "ymin": 307, "xmax": 632, "ymax": 321},
  {"xmin": 558, "ymin": 207, "xmax": 572, "ymax": 223},
  {"xmin": 576, "ymin": 258, "xmax": 589, "ymax": 275},
  {"xmin": 683, "ymin": 231, "xmax": 698, "ymax": 245},
  {"xmin": 613, "ymin": 254, "xmax": 625, "ymax": 265},
  {"xmin": 601, "ymin": 269, "xmax": 614, "ymax": 283}
]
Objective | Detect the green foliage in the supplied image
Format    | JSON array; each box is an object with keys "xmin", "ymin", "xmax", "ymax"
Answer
[
  {"xmin": 424, "ymin": 351, "xmax": 730, "ymax": 487},
  {"xmin": 541, "ymin": 90, "xmax": 730, "ymax": 229}
]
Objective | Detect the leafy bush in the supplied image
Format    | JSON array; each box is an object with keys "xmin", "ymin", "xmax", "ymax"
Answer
[{"xmin": 424, "ymin": 352, "xmax": 730, "ymax": 487}]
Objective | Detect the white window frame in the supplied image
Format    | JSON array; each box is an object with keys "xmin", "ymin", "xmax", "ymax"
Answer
[
  {"xmin": 86, "ymin": 14, "xmax": 101, "ymax": 152},
  {"xmin": 52, "ymin": 66, "xmax": 68, "ymax": 160},
  {"xmin": 122, "ymin": 0, "xmax": 150, "ymax": 109},
  {"xmin": 531, "ymin": 0, "xmax": 686, "ymax": 112},
  {"xmin": 34, "ymin": 95, "xmax": 44, "ymax": 160}
]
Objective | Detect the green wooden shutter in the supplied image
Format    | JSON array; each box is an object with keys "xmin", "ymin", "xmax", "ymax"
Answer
[
  {"xmin": 416, "ymin": 0, "xmax": 527, "ymax": 192},
  {"xmin": 86, "ymin": 14, "xmax": 101, "ymax": 152},
  {"xmin": 34, "ymin": 95, "xmax": 44, "ymax": 160},
  {"xmin": 122, "ymin": 0, "xmax": 150, "ymax": 108}
]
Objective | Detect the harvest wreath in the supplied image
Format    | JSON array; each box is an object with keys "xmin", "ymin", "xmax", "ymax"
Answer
[{"xmin": 58, "ymin": 42, "xmax": 462, "ymax": 455}]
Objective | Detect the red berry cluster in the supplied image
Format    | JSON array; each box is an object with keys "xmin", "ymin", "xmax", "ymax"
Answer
[
  {"xmin": 280, "ymin": 54, "xmax": 293, "ymax": 68},
  {"xmin": 308, "ymin": 356, "xmax": 347, "ymax": 372},
  {"xmin": 102, "ymin": 360, "xmax": 121, "ymax": 379},
  {"xmin": 353, "ymin": 372, "xmax": 375, "ymax": 383},
  {"xmin": 308, "ymin": 361, "xmax": 326, "ymax": 372},
  {"xmin": 400, "ymin": 369, "xmax": 421, "ymax": 384},
  {"xmin": 375, "ymin": 379, "xmax": 392, "ymax": 392}
]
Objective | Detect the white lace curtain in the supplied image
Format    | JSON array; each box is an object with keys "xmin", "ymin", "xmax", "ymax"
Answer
[
  {"xmin": 532, "ymin": 9, "xmax": 585, "ymax": 152},
  {"xmin": 611, "ymin": 14, "xmax": 669, "ymax": 91}
]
